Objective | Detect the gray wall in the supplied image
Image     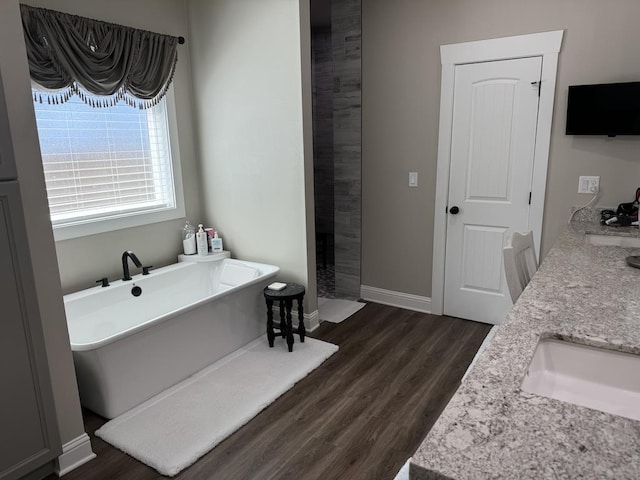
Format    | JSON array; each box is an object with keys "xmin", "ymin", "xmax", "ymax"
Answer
[
  {"xmin": 26, "ymin": 0, "xmax": 203, "ymax": 295},
  {"xmin": 362, "ymin": 0, "xmax": 640, "ymax": 298},
  {"xmin": 0, "ymin": 0, "xmax": 84, "ymax": 448},
  {"xmin": 187, "ymin": 0, "xmax": 316, "ymax": 312}
]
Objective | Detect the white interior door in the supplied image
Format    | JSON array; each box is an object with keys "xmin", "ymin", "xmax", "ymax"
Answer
[{"xmin": 443, "ymin": 56, "xmax": 542, "ymax": 325}]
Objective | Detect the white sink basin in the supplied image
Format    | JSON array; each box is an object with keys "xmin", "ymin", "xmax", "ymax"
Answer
[
  {"xmin": 586, "ymin": 234, "xmax": 640, "ymax": 248},
  {"xmin": 521, "ymin": 338, "xmax": 640, "ymax": 421}
]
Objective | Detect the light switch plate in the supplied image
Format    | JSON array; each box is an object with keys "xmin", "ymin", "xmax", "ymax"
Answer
[{"xmin": 409, "ymin": 172, "xmax": 418, "ymax": 187}]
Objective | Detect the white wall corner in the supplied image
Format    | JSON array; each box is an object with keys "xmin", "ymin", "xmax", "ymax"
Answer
[
  {"xmin": 360, "ymin": 285, "xmax": 431, "ymax": 313},
  {"xmin": 272, "ymin": 306, "xmax": 320, "ymax": 332},
  {"xmin": 55, "ymin": 433, "xmax": 96, "ymax": 477}
]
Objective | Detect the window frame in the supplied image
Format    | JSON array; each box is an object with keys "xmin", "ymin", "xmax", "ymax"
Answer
[{"xmin": 35, "ymin": 87, "xmax": 186, "ymax": 242}]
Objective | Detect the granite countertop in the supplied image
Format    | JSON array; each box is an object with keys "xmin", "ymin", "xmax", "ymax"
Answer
[{"xmin": 410, "ymin": 218, "xmax": 640, "ymax": 479}]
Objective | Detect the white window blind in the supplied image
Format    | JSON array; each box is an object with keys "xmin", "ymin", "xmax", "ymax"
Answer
[{"xmin": 33, "ymin": 95, "xmax": 176, "ymax": 227}]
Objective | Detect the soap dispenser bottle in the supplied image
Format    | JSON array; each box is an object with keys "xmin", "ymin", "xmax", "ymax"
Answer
[
  {"xmin": 196, "ymin": 224, "xmax": 208, "ymax": 256},
  {"xmin": 211, "ymin": 231, "xmax": 224, "ymax": 253}
]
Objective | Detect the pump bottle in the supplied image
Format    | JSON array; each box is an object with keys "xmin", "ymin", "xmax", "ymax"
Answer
[
  {"xmin": 196, "ymin": 224, "xmax": 208, "ymax": 255},
  {"xmin": 211, "ymin": 231, "xmax": 224, "ymax": 253}
]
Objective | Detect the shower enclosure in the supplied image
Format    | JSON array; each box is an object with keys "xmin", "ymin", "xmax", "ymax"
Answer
[{"xmin": 310, "ymin": 0, "xmax": 361, "ymax": 300}]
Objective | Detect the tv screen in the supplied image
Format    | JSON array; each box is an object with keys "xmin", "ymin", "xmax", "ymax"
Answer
[{"xmin": 566, "ymin": 81, "xmax": 640, "ymax": 136}]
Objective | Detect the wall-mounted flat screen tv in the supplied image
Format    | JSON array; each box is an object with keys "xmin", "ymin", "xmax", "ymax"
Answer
[{"xmin": 566, "ymin": 81, "xmax": 640, "ymax": 136}]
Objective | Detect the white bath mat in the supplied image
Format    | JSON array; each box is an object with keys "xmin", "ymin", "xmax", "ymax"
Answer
[
  {"xmin": 95, "ymin": 336, "xmax": 338, "ymax": 477},
  {"xmin": 393, "ymin": 459, "xmax": 411, "ymax": 480},
  {"xmin": 318, "ymin": 297, "xmax": 366, "ymax": 323}
]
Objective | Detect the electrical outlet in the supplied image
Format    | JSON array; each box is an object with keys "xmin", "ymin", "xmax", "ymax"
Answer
[{"xmin": 578, "ymin": 176, "xmax": 600, "ymax": 194}]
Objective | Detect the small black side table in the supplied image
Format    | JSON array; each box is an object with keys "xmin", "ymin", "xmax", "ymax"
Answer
[{"xmin": 263, "ymin": 283, "xmax": 305, "ymax": 352}]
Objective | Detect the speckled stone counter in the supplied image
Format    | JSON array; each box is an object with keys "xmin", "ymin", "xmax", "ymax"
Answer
[{"xmin": 411, "ymin": 220, "xmax": 640, "ymax": 479}]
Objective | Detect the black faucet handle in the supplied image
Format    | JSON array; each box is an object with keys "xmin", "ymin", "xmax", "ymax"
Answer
[
  {"xmin": 142, "ymin": 265, "xmax": 153, "ymax": 275},
  {"xmin": 96, "ymin": 277, "xmax": 110, "ymax": 287}
]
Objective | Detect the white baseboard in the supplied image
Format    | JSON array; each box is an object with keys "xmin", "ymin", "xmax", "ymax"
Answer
[
  {"xmin": 55, "ymin": 433, "xmax": 96, "ymax": 476},
  {"xmin": 360, "ymin": 285, "xmax": 431, "ymax": 313},
  {"xmin": 272, "ymin": 307, "xmax": 320, "ymax": 332},
  {"xmin": 306, "ymin": 309, "xmax": 320, "ymax": 331}
]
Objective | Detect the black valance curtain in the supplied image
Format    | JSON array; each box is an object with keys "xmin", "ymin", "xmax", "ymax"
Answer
[{"xmin": 20, "ymin": 4, "xmax": 179, "ymax": 109}]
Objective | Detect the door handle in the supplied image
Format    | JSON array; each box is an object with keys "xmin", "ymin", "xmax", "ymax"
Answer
[{"xmin": 449, "ymin": 206, "xmax": 460, "ymax": 215}]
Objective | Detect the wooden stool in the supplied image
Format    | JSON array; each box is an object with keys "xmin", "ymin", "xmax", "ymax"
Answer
[{"xmin": 263, "ymin": 283, "xmax": 305, "ymax": 352}]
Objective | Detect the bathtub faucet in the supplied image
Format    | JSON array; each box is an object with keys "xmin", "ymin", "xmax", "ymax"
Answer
[{"xmin": 122, "ymin": 251, "xmax": 143, "ymax": 281}]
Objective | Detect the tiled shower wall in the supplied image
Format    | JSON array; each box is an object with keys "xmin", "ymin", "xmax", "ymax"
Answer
[
  {"xmin": 332, "ymin": 0, "xmax": 361, "ymax": 299},
  {"xmin": 312, "ymin": 29, "xmax": 335, "ymax": 266}
]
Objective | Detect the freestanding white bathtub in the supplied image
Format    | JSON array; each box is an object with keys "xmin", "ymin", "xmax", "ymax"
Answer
[{"xmin": 64, "ymin": 256, "xmax": 279, "ymax": 419}]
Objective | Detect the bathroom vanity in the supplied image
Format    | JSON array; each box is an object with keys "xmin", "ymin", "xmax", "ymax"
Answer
[{"xmin": 410, "ymin": 219, "xmax": 640, "ymax": 479}]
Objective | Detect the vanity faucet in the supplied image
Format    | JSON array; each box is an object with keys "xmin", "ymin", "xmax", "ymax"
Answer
[{"xmin": 122, "ymin": 251, "xmax": 142, "ymax": 281}]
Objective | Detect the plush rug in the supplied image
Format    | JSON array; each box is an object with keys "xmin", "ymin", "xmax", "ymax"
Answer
[
  {"xmin": 318, "ymin": 297, "xmax": 366, "ymax": 324},
  {"xmin": 95, "ymin": 336, "xmax": 338, "ymax": 477},
  {"xmin": 393, "ymin": 459, "xmax": 411, "ymax": 480}
]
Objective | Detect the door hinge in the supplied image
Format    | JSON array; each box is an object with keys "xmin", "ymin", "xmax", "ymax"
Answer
[
  {"xmin": 531, "ymin": 80, "xmax": 541, "ymax": 97},
  {"xmin": 529, "ymin": 192, "xmax": 532, "ymax": 205}
]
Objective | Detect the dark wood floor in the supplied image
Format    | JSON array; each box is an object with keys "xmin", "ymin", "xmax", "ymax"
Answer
[{"xmin": 51, "ymin": 303, "xmax": 490, "ymax": 480}]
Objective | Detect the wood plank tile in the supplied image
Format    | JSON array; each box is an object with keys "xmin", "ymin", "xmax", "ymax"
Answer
[{"xmin": 48, "ymin": 303, "xmax": 490, "ymax": 480}]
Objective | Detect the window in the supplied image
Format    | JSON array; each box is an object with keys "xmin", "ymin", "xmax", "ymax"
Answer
[{"xmin": 33, "ymin": 90, "xmax": 184, "ymax": 240}]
